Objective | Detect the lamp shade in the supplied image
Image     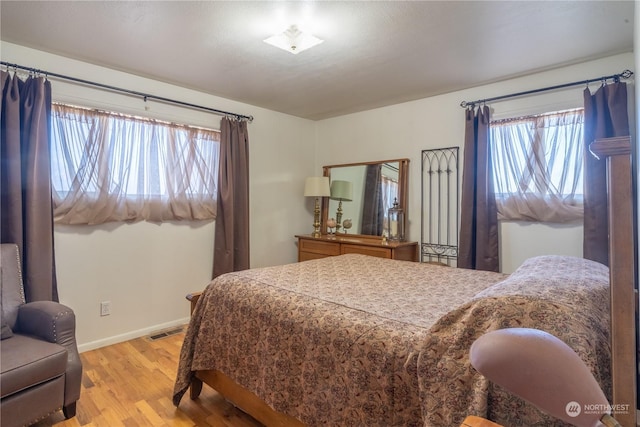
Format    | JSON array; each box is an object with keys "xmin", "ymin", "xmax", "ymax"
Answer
[
  {"xmin": 304, "ymin": 176, "xmax": 331, "ymax": 197},
  {"xmin": 330, "ymin": 180, "xmax": 353, "ymax": 201}
]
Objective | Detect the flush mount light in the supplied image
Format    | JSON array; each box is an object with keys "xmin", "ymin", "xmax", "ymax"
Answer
[{"xmin": 263, "ymin": 25, "xmax": 324, "ymax": 55}]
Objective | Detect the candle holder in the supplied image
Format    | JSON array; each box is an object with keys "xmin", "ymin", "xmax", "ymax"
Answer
[{"xmin": 387, "ymin": 198, "xmax": 404, "ymax": 241}]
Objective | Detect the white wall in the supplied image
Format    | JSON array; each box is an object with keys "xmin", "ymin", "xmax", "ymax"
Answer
[
  {"xmin": 316, "ymin": 52, "xmax": 635, "ymax": 273},
  {"xmin": 1, "ymin": 42, "xmax": 316, "ymax": 351}
]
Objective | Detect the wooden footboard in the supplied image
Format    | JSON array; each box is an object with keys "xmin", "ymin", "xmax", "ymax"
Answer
[
  {"xmin": 192, "ymin": 369, "xmax": 305, "ymax": 427},
  {"xmin": 187, "ymin": 293, "xmax": 305, "ymax": 425}
]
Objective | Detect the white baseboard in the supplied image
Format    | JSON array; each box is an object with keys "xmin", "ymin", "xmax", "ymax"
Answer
[{"xmin": 77, "ymin": 317, "xmax": 190, "ymax": 353}]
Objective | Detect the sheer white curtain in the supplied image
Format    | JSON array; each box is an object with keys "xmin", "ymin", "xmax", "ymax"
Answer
[
  {"xmin": 490, "ymin": 109, "xmax": 584, "ymax": 222},
  {"xmin": 51, "ymin": 104, "xmax": 220, "ymax": 224}
]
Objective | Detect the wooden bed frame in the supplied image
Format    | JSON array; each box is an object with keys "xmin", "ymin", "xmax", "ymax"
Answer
[
  {"xmin": 589, "ymin": 136, "xmax": 637, "ymax": 427},
  {"xmin": 186, "ymin": 137, "xmax": 638, "ymax": 426}
]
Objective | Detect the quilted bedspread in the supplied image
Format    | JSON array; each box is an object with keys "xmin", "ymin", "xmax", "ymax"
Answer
[{"xmin": 173, "ymin": 254, "xmax": 611, "ymax": 427}]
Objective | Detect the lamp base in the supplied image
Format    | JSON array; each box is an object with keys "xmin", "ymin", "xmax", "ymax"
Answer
[
  {"xmin": 311, "ymin": 197, "xmax": 322, "ymax": 238},
  {"xmin": 335, "ymin": 200, "xmax": 343, "ymax": 232}
]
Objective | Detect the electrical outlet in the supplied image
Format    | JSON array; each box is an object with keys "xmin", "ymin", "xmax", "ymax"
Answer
[{"xmin": 100, "ymin": 301, "xmax": 111, "ymax": 316}]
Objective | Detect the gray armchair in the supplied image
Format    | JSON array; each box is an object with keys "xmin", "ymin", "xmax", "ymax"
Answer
[{"xmin": 1, "ymin": 243, "xmax": 82, "ymax": 427}]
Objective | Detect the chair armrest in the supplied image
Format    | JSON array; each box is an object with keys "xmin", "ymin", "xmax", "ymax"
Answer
[
  {"xmin": 16, "ymin": 301, "xmax": 83, "ymax": 408},
  {"xmin": 16, "ymin": 301, "xmax": 77, "ymax": 347}
]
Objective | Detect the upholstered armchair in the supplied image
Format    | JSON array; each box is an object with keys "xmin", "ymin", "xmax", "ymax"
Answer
[{"xmin": 1, "ymin": 243, "xmax": 82, "ymax": 427}]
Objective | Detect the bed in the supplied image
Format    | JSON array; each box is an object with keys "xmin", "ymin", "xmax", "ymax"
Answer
[{"xmin": 173, "ymin": 137, "xmax": 637, "ymax": 426}]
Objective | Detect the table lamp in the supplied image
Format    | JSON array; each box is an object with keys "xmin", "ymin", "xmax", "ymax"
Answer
[
  {"xmin": 304, "ymin": 176, "xmax": 330, "ymax": 238},
  {"xmin": 330, "ymin": 180, "xmax": 352, "ymax": 232}
]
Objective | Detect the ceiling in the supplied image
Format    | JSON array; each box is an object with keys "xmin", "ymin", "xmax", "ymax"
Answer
[{"xmin": 0, "ymin": 1, "xmax": 634, "ymax": 121}]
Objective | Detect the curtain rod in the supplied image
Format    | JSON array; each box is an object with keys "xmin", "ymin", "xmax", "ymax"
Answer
[
  {"xmin": 1, "ymin": 61, "xmax": 254, "ymax": 122},
  {"xmin": 460, "ymin": 69, "xmax": 634, "ymax": 109}
]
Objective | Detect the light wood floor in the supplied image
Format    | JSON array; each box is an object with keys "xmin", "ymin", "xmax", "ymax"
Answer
[{"xmin": 32, "ymin": 331, "xmax": 263, "ymax": 427}]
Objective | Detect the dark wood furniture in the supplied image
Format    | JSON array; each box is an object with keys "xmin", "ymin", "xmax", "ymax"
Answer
[{"xmin": 589, "ymin": 136, "xmax": 637, "ymax": 427}]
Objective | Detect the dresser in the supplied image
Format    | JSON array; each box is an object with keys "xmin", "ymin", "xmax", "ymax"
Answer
[{"xmin": 296, "ymin": 234, "xmax": 418, "ymax": 262}]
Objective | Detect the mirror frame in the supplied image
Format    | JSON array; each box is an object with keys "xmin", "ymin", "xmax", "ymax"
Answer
[{"xmin": 321, "ymin": 158, "xmax": 409, "ymax": 238}]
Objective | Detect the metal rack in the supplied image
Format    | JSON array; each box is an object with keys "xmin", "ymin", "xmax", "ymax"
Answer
[{"xmin": 421, "ymin": 147, "xmax": 459, "ymax": 265}]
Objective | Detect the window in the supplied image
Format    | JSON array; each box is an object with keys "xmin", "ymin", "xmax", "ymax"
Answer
[
  {"xmin": 50, "ymin": 104, "xmax": 220, "ymax": 224},
  {"xmin": 490, "ymin": 108, "xmax": 584, "ymax": 222}
]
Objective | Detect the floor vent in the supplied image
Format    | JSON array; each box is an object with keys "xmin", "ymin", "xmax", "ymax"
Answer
[{"xmin": 148, "ymin": 326, "xmax": 185, "ymax": 341}]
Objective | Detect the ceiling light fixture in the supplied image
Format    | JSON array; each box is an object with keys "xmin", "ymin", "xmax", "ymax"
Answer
[{"xmin": 263, "ymin": 25, "xmax": 323, "ymax": 55}]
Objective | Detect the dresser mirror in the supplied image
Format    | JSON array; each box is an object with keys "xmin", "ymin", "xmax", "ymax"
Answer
[{"xmin": 321, "ymin": 158, "xmax": 409, "ymax": 237}]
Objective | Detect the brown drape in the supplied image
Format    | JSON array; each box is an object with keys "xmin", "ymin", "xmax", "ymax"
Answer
[
  {"xmin": 583, "ymin": 82, "xmax": 629, "ymax": 267},
  {"xmin": 458, "ymin": 105, "xmax": 499, "ymax": 272},
  {"xmin": 1, "ymin": 71, "xmax": 58, "ymax": 302},
  {"xmin": 212, "ymin": 117, "xmax": 250, "ymax": 278},
  {"xmin": 361, "ymin": 164, "xmax": 384, "ymax": 235}
]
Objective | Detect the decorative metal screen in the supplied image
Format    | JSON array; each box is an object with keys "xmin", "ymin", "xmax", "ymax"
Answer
[{"xmin": 421, "ymin": 147, "xmax": 459, "ymax": 266}]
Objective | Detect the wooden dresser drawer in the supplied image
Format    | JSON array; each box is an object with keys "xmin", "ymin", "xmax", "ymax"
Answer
[
  {"xmin": 298, "ymin": 251, "xmax": 331, "ymax": 262},
  {"xmin": 299, "ymin": 238, "xmax": 341, "ymax": 256},
  {"xmin": 341, "ymin": 244, "xmax": 392, "ymax": 259},
  {"xmin": 296, "ymin": 234, "xmax": 418, "ymax": 262}
]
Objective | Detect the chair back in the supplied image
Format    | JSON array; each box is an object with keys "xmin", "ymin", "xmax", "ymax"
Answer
[
  {"xmin": 470, "ymin": 328, "xmax": 615, "ymax": 427},
  {"xmin": 0, "ymin": 243, "xmax": 26, "ymax": 329}
]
